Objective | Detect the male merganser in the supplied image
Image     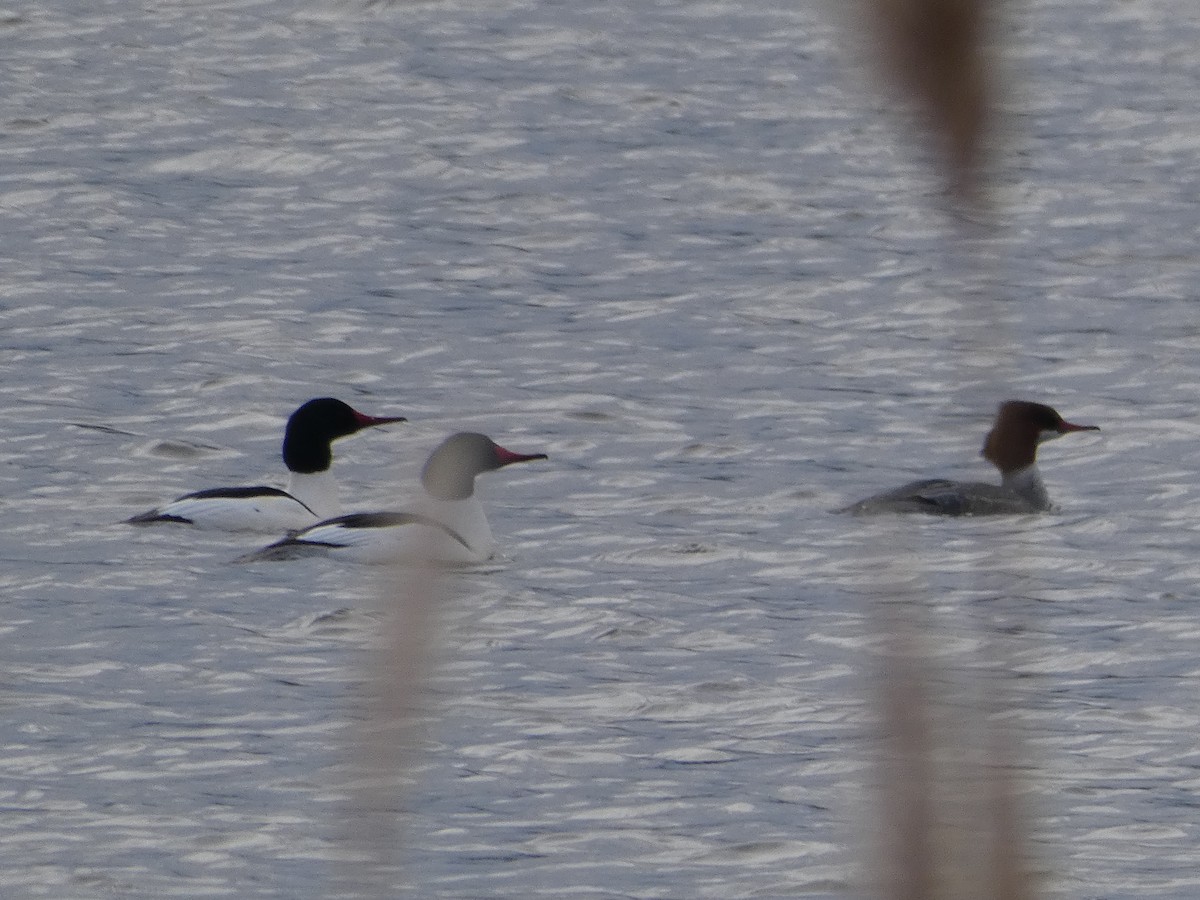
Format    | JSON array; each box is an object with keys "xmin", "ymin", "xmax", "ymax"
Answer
[
  {"xmin": 239, "ymin": 432, "xmax": 547, "ymax": 564},
  {"xmin": 127, "ymin": 397, "xmax": 406, "ymax": 532},
  {"xmin": 840, "ymin": 400, "xmax": 1099, "ymax": 516}
]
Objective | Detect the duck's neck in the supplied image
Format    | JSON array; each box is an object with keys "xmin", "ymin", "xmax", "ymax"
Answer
[
  {"xmin": 286, "ymin": 470, "xmax": 341, "ymax": 518},
  {"xmin": 1001, "ymin": 464, "xmax": 1050, "ymax": 510}
]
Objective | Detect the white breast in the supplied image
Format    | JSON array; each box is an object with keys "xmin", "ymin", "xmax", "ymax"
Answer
[{"xmin": 285, "ymin": 470, "xmax": 342, "ymax": 518}]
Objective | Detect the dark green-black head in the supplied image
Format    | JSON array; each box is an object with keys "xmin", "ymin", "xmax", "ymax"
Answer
[{"xmin": 282, "ymin": 397, "xmax": 406, "ymax": 474}]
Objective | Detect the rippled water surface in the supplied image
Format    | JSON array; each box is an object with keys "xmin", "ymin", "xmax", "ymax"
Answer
[{"xmin": 4, "ymin": 0, "xmax": 1200, "ymax": 897}]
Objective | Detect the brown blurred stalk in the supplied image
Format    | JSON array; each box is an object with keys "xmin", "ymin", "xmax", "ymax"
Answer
[
  {"xmin": 337, "ymin": 544, "xmax": 446, "ymax": 898},
  {"xmin": 873, "ymin": 602, "xmax": 1036, "ymax": 900},
  {"xmin": 866, "ymin": 0, "xmax": 993, "ymax": 203}
]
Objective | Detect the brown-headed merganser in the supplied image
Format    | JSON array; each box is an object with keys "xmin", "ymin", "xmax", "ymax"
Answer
[{"xmin": 841, "ymin": 400, "xmax": 1099, "ymax": 516}]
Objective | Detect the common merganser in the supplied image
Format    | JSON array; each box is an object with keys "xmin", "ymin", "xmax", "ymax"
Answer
[
  {"xmin": 127, "ymin": 397, "xmax": 406, "ymax": 532},
  {"xmin": 239, "ymin": 432, "xmax": 547, "ymax": 564},
  {"xmin": 840, "ymin": 400, "xmax": 1099, "ymax": 516}
]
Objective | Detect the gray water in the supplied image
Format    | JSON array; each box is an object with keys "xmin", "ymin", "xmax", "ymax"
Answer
[{"xmin": 3, "ymin": 0, "xmax": 1200, "ymax": 896}]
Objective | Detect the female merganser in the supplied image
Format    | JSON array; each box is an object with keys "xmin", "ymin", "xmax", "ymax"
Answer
[
  {"xmin": 841, "ymin": 400, "xmax": 1099, "ymax": 516},
  {"xmin": 240, "ymin": 432, "xmax": 547, "ymax": 564},
  {"xmin": 128, "ymin": 397, "xmax": 406, "ymax": 532}
]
